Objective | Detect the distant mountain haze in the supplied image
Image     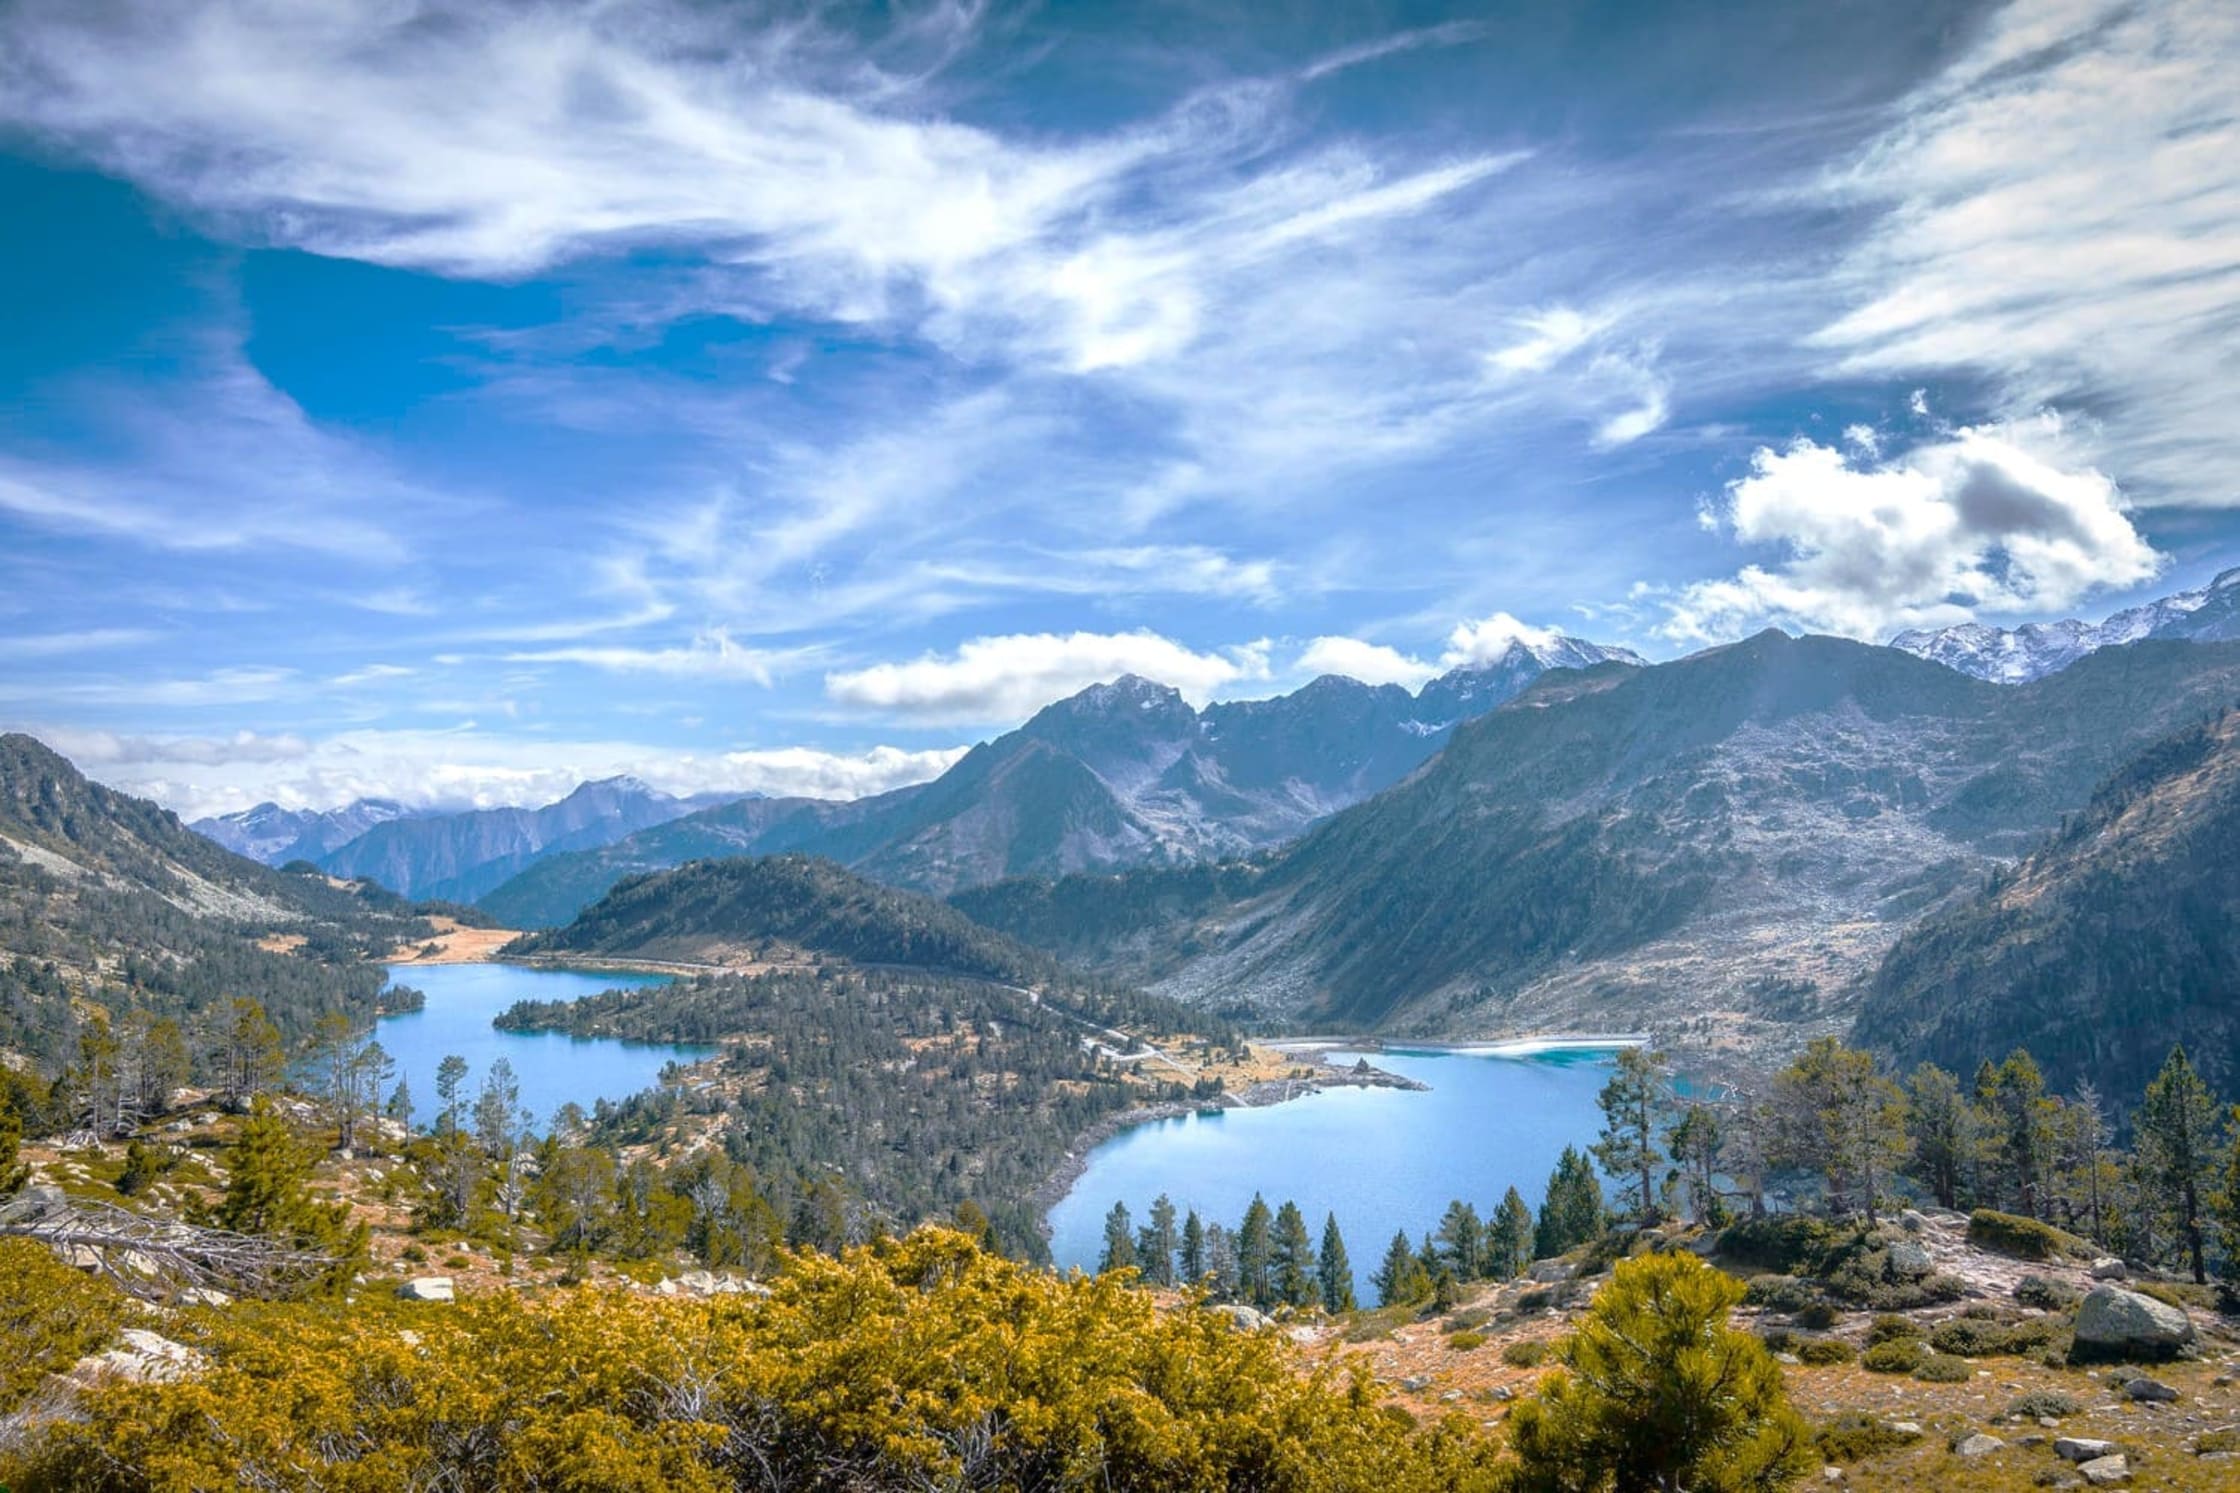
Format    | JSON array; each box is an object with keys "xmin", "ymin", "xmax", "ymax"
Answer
[
  {"xmin": 476, "ymin": 637, "xmax": 1642, "ymax": 926},
  {"xmin": 310, "ymin": 777, "xmax": 745, "ymax": 903},
  {"xmin": 192, "ymin": 798, "xmax": 426, "ymax": 865}
]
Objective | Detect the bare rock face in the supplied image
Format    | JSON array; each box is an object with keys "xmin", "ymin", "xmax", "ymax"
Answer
[
  {"xmin": 1953, "ymin": 1433, "xmax": 2004, "ymax": 1457},
  {"xmin": 2072, "ymin": 1286, "xmax": 2193, "ymax": 1360},
  {"xmin": 397, "ymin": 1277, "xmax": 456, "ymax": 1302},
  {"xmin": 2089, "ymin": 1257, "xmax": 2128, "ymax": 1280}
]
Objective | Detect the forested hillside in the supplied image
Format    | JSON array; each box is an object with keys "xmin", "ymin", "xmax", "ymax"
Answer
[
  {"xmin": 1858, "ymin": 708, "xmax": 2240, "ymax": 1098},
  {"xmin": 0, "ymin": 734, "xmax": 449, "ymax": 1068}
]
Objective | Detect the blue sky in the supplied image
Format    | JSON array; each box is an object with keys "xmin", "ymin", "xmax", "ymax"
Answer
[{"xmin": 1, "ymin": 0, "xmax": 2235, "ymax": 818}]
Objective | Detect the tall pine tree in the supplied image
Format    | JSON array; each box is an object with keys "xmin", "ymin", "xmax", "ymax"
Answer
[
  {"xmin": 1318, "ymin": 1212, "xmax": 1355, "ymax": 1312},
  {"xmin": 1271, "ymin": 1200, "xmax": 1317, "ymax": 1309},
  {"xmin": 2139, "ymin": 1045, "xmax": 2219, "ymax": 1284}
]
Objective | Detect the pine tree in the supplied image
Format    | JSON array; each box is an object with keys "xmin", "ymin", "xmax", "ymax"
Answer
[
  {"xmin": 1770, "ymin": 1037, "xmax": 1908, "ymax": 1223},
  {"xmin": 1986, "ymin": 1049, "xmax": 2056, "ymax": 1218},
  {"xmin": 1236, "ymin": 1193, "xmax": 1274, "ymax": 1309},
  {"xmin": 1664, "ymin": 1104, "xmax": 1723, "ymax": 1225},
  {"xmin": 1318, "ymin": 1212, "xmax": 1355, "ymax": 1312},
  {"xmin": 218, "ymin": 998, "xmax": 283, "ymax": 1111},
  {"xmin": 1099, "ymin": 1200, "xmax": 1138, "ymax": 1273},
  {"xmin": 1536, "ymin": 1145, "xmax": 1605, "ymax": 1258},
  {"xmin": 1372, "ymin": 1228, "xmax": 1429, "ymax": 1306},
  {"xmin": 1591, "ymin": 1047, "xmax": 1672, "ymax": 1221},
  {"xmin": 1902, "ymin": 1062, "xmax": 1972, "ymax": 1209},
  {"xmin": 1489, "ymin": 1186, "xmax": 1534, "ymax": 1279},
  {"xmin": 1434, "ymin": 1199, "xmax": 1484, "ymax": 1278},
  {"xmin": 1179, "ymin": 1209, "xmax": 1207, "ymax": 1284},
  {"xmin": 2139, "ymin": 1044, "xmax": 2220, "ymax": 1284},
  {"xmin": 209, "ymin": 1097, "xmax": 364, "ymax": 1288},
  {"xmin": 434, "ymin": 1054, "xmax": 470, "ymax": 1140},
  {"xmin": 1505, "ymin": 1252, "xmax": 1814, "ymax": 1491},
  {"xmin": 1204, "ymin": 1222, "xmax": 1239, "ymax": 1300},
  {"xmin": 1271, "ymin": 1200, "xmax": 1316, "ymax": 1309},
  {"xmin": 1141, "ymin": 1194, "xmax": 1179, "ymax": 1287}
]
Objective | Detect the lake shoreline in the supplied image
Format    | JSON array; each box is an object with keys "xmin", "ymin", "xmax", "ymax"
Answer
[{"xmin": 1030, "ymin": 1054, "xmax": 1428, "ymax": 1221}]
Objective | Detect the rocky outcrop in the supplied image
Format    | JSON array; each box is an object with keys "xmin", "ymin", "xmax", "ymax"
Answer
[
  {"xmin": 2070, "ymin": 1285, "xmax": 2194, "ymax": 1361},
  {"xmin": 397, "ymin": 1277, "xmax": 455, "ymax": 1302},
  {"xmin": 68, "ymin": 1329, "xmax": 204, "ymax": 1387}
]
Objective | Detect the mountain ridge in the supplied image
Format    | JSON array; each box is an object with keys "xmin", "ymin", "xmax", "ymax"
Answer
[
  {"xmin": 478, "ymin": 637, "xmax": 1640, "ymax": 925},
  {"xmin": 1892, "ymin": 567, "xmax": 2240, "ymax": 682}
]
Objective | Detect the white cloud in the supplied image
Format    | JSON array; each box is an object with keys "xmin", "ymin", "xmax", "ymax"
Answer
[
  {"xmin": 825, "ymin": 630, "xmax": 1271, "ymax": 724},
  {"xmin": 505, "ymin": 633, "xmax": 807, "ymax": 685},
  {"xmin": 0, "ymin": 667, "xmax": 299, "ymax": 708},
  {"xmin": 0, "ymin": 628, "xmax": 159, "ymax": 660},
  {"xmin": 20, "ymin": 723, "xmax": 967, "ymax": 821},
  {"xmin": 1487, "ymin": 307, "xmax": 1610, "ymax": 376},
  {"xmin": 1842, "ymin": 424, "xmax": 1880, "ymax": 456},
  {"xmin": 1660, "ymin": 418, "xmax": 2163, "ymax": 642},
  {"xmin": 1814, "ymin": 0, "xmax": 2240, "ymax": 503},
  {"xmin": 1295, "ymin": 636, "xmax": 1439, "ymax": 689},
  {"xmin": 0, "ymin": 0, "xmax": 1507, "ymax": 381},
  {"xmin": 1440, "ymin": 612, "xmax": 1566, "ymax": 665}
]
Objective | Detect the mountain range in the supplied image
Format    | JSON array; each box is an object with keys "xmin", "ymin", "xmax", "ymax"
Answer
[
  {"xmin": 1891, "ymin": 567, "xmax": 2240, "ymax": 682},
  {"xmin": 192, "ymin": 798, "xmax": 425, "ymax": 865},
  {"xmin": 954, "ymin": 634, "xmax": 2240, "ymax": 1050},
  {"xmin": 476, "ymin": 637, "xmax": 1642, "ymax": 926},
  {"xmin": 301, "ymin": 777, "xmax": 742, "ymax": 904}
]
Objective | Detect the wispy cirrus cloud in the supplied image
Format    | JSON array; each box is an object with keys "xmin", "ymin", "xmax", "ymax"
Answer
[
  {"xmin": 1812, "ymin": 0, "xmax": 2240, "ymax": 504},
  {"xmin": 0, "ymin": 334, "xmax": 425, "ymax": 560}
]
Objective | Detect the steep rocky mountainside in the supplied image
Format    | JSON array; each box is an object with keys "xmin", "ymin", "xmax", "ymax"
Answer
[
  {"xmin": 0, "ymin": 734, "xmax": 445, "ymax": 1062},
  {"xmin": 191, "ymin": 798, "xmax": 423, "ymax": 865},
  {"xmin": 480, "ymin": 641, "xmax": 1638, "ymax": 925},
  {"xmin": 1857, "ymin": 708, "xmax": 2240, "ymax": 1099},
  {"xmin": 962, "ymin": 636, "xmax": 2240, "ymax": 1048},
  {"xmin": 314, "ymin": 777, "xmax": 740, "ymax": 903},
  {"xmin": 1893, "ymin": 567, "xmax": 2240, "ymax": 682}
]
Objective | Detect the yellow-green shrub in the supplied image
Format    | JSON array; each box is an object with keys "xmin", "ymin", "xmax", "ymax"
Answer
[
  {"xmin": 4, "ymin": 1229, "xmax": 1509, "ymax": 1493},
  {"xmin": 0, "ymin": 1239, "xmax": 127, "ymax": 1412}
]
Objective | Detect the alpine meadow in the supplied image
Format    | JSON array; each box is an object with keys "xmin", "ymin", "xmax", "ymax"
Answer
[{"xmin": 6, "ymin": 2, "xmax": 2240, "ymax": 1490}]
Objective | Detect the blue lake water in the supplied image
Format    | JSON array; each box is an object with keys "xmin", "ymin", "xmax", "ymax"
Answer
[
  {"xmin": 1046, "ymin": 1046, "xmax": 1619, "ymax": 1296},
  {"xmin": 376, "ymin": 963, "xmax": 715, "ymax": 1131}
]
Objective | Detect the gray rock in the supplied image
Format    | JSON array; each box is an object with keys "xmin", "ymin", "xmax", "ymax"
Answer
[
  {"xmin": 1899, "ymin": 1209, "xmax": 1931, "ymax": 1233},
  {"xmin": 1217, "ymin": 1304, "xmax": 1270, "ymax": 1332},
  {"xmin": 70, "ymin": 1329, "xmax": 205, "ymax": 1386},
  {"xmin": 177, "ymin": 1287, "xmax": 232, "ymax": 1308},
  {"xmin": 1527, "ymin": 1260, "xmax": 1575, "ymax": 1283},
  {"xmin": 2073, "ymin": 1286, "xmax": 2193, "ymax": 1358},
  {"xmin": 2122, "ymin": 1376, "xmax": 2177, "ymax": 1403},
  {"xmin": 1886, "ymin": 1422, "xmax": 1922, "ymax": 1437},
  {"xmin": 397, "ymin": 1277, "xmax": 455, "ymax": 1302},
  {"xmin": 2056, "ymin": 1438, "xmax": 2118, "ymax": 1462},
  {"xmin": 2089, "ymin": 1257, "xmax": 2129, "ymax": 1281},
  {"xmin": 1774, "ymin": 1351, "xmax": 1802, "ymax": 1365},
  {"xmin": 1399, "ymin": 1374, "xmax": 1431, "ymax": 1391},
  {"xmin": 2077, "ymin": 1454, "xmax": 2129, "ymax": 1486},
  {"xmin": 1886, "ymin": 1241, "xmax": 1934, "ymax": 1279},
  {"xmin": 1954, "ymin": 1433, "xmax": 2004, "ymax": 1457}
]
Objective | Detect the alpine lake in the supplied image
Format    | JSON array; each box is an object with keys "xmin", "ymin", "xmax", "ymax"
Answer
[
  {"xmin": 1047, "ymin": 1044, "xmax": 1621, "ymax": 1298},
  {"xmin": 376, "ymin": 962, "xmax": 715, "ymax": 1131}
]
